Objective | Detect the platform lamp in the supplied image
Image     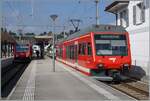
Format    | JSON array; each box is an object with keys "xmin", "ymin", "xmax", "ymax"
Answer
[
  {"xmin": 50, "ymin": 14, "xmax": 58, "ymax": 72},
  {"xmin": 95, "ymin": 0, "xmax": 100, "ymax": 25}
]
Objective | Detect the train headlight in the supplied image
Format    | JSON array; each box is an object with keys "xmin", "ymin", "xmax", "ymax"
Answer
[
  {"xmin": 123, "ymin": 64, "xmax": 130, "ymax": 72},
  {"xmin": 98, "ymin": 63, "xmax": 104, "ymax": 68},
  {"xmin": 123, "ymin": 64, "xmax": 129, "ymax": 67},
  {"xmin": 15, "ymin": 54, "xmax": 18, "ymax": 57}
]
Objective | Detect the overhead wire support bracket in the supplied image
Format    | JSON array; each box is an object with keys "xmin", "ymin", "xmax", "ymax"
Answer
[{"xmin": 69, "ymin": 19, "xmax": 81, "ymax": 32}]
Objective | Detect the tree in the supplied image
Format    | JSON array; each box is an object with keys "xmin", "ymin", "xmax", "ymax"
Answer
[
  {"xmin": 9, "ymin": 31, "xmax": 17, "ymax": 37},
  {"xmin": 48, "ymin": 31, "xmax": 52, "ymax": 36},
  {"xmin": 43, "ymin": 32, "xmax": 47, "ymax": 35}
]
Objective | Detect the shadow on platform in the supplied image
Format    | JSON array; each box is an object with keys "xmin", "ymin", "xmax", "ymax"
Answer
[
  {"xmin": 124, "ymin": 65, "xmax": 147, "ymax": 81},
  {"xmin": 32, "ymin": 56, "xmax": 45, "ymax": 60}
]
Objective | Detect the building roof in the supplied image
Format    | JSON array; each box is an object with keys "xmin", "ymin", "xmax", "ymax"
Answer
[
  {"xmin": 34, "ymin": 35, "xmax": 52, "ymax": 42},
  {"xmin": 58, "ymin": 24, "xmax": 127, "ymax": 43},
  {"xmin": 105, "ymin": 1, "xmax": 129, "ymax": 14}
]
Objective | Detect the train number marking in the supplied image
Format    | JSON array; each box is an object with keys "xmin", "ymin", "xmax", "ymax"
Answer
[{"xmin": 109, "ymin": 58, "xmax": 116, "ymax": 63}]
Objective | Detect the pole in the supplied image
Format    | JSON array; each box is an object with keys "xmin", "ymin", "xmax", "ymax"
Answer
[
  {"xmin": 0, "ymin": 0, "xmax": 2, "ymax": 98},
  {"xmin": 95, "ymin": 0, "xmax": 99, "ymax": 25},
  {"xmin": 63, "ymin": 26, "xmax": 65, "ymax": 39},
  {"xmin": 50, "ymin": 14, "xmax": 58, "ymax": 72},
  {"xmin": 53, "ymin": 21, "xmax": 55, "ymax": 72},
  {"xmin": 115, "ymin": 12, "xmax": 118, "ymax": 26}
]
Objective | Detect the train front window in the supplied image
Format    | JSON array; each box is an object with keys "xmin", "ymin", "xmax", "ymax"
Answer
[
  {"xmin": 94, "ymin": 34, "xmax": 128, "ymax": 56},
  {"xmin": 16, "ymin": 45, "xmax": 29, "ymax": 52}
]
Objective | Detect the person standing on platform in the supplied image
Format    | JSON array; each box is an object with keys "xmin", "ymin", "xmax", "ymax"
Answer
[{"xmin": 36, "ymin": 50, "xmax": 40, "ymax": 58}]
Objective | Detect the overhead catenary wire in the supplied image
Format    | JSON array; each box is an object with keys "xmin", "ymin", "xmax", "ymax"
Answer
[
  {"xmin": 67, "ymin": 0, "xmax": 95, "ymax": 31},
  {"xmin": 75, "ymin": 0, "xmax": 99, "ymax": 26},
  {"xmin": 30, "ymin": 0, "xmax": 34, "ymax": 19},
  {"xmin": 5, "ymin": 0, "xmax": 38, "ymax": 33},
  {"xmin": 5, "ymin": 1, "xmax": 25, "ymax": 34}
]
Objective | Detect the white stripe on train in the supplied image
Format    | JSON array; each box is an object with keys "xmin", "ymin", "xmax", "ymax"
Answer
[{"xmin": 56, "ymin": 58, "xmax": 90, "ymax": 73}]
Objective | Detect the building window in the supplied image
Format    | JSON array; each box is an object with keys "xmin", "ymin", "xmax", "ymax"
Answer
[
  {"xmin": 120, "ymin": 9, "xmax": 129, "ymax": 28},
  {"xmin": 133, "ymin": 2, "xmax": 145, "ymax": 25}
]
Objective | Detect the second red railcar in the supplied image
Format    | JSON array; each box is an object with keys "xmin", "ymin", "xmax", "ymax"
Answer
[{"xmin": 14, "ymin": 43, "xmax": 32, "ymax": 62}]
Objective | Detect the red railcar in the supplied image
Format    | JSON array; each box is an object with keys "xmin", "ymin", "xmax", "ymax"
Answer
[
  {"xmin": 56, "ymin": 25, "xmax": 131, "ymax": 81},
  {"xmin": 14, "ymin": 43, "xmax": 32, "ymax": 62}
]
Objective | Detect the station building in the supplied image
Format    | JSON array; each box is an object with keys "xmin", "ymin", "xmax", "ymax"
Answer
[{"xmin": 105, "ymin": 0, "xmax": 149, "ymax": 78}]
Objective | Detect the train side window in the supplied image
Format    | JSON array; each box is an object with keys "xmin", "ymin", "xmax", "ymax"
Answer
[
  {"xmin": 72, "ymin": 45, "xmax": 75, "ymax": 59},
  {"xmin": 78, "ymin": 43, "xmax": 86, "ymax": 55},
  {"xmin": 68, "ymin": 46, "xmax": 70, "ymax": 59},
  {"xmin": 66, "ymin": 46, "xmax": 69, "ymax": 59},
  {"xmin": 78, "ymin": 44, "xmax": 81, "ymax": 55},
  {"xmin": 70, "ymin": 45, "xmax": 73, "ymax": 59},
  {"xmin": 69, "ymin": 46, "xmax": 71, "ymax": 59},
  {"xmin": 66, "ymin": 47, "xmax": 67, "ymax": 58},
  {"xmin": 87, "ymin": 43, "xmax": 92, "ymax": 55},
  {"xmin": 67, "ymin": 46, "xmax": 69, "ymax": 59},
  {"xmin": 81, "ymin": 43, "xmax": 86, "ymax": 55},
  {"xmin": 60, "ymin": 47, "xmax": 63, "ymax": 58},
  {"xmin": 83, "ymin": 43, "xmax": 85, "ymax": 55}
]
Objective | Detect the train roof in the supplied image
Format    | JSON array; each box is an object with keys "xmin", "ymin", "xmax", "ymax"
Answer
[{"xmin": 58, "ymin": 24, "xmax": 127, "ymax": 43}]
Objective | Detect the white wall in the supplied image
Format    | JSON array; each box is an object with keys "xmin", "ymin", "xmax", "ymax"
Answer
[{"xmin": 117, "ymin": 0, "xmax": 149, "ymax": 75}]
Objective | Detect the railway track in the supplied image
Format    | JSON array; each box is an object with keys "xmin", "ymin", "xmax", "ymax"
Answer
[
  {"xmin": 1, "ymin": 62, "xmax": 30, "ymax": 97},
  {"xmin": 106, "ymin": 80, "xmax": 149, "ymax": 100}
]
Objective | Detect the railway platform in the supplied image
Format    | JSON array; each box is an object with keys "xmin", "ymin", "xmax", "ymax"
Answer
[
  {"xmin": 1, "ymin": 57, "xmax": 14, "ymax": 69},
  {"xmin": 5, "ymin": 57, "xmax": 136, "ymax": 100}
]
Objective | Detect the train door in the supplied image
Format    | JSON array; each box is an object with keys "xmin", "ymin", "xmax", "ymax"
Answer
[
  {"xmin": 74, "ymin": 41, "xmax": 78, "ymax": 66},
  {"xmin": 74, "ymin": 45, "xmax": 78, "ymax": 62},
  {"xmin": 83, "ymin": 42, "xmax": 93, "ymax": 68}
]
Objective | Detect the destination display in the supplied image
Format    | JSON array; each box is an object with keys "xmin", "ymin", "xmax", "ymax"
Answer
[{"xmin": 95, "ymin": 34, "xmax": 126, "ymax": 40}]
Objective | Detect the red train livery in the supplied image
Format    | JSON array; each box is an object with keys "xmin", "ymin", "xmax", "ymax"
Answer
[
  {"xmin": 14, "ymin": 43, "xmax": 32, "ymax": 62},
  {"xmin": 56, "ymin": 25, "xmax": 132, "ymax": 80}
]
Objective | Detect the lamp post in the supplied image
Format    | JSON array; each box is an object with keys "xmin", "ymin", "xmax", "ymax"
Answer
[
  {"xmin": 95, "ymin": 0, "xmax": 100, "ymax": 25},
  {"xmin": 50, "ymin": 14, "xmax": 58, "ymax": 72}
]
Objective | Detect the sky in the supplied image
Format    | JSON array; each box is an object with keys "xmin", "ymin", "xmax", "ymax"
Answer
[{"xmin": 2, "ymin": 0, "xmax": 115, "ymax": 34}]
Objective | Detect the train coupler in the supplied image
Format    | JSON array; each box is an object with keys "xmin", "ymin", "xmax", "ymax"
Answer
[
  {"xmin": 122, "ymin": 66, "xmax": 130, "ymax": 74},
  {"xmin": 107, "ymin": 70, "xmax": 122, "ymax": 82}
]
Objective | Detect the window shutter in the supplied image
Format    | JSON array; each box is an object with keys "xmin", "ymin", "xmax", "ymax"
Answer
[
  {"xmin": 120, "ymin": 12, "xmax": 123, "ymax": 26},
  {"xmin": 141, "ymin": 2, "xmax": 145, "ymax": 23},
  {"xmin": 133, "ymin": 6, "xmax": 136, "ymax": 25},
  {"xmin": 146, "ymin": 0, "xmax": 149, "ymax": 8},
  {"xmin": 127, "ymin": 9, "xmax": 129, "ymax": 27}
]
